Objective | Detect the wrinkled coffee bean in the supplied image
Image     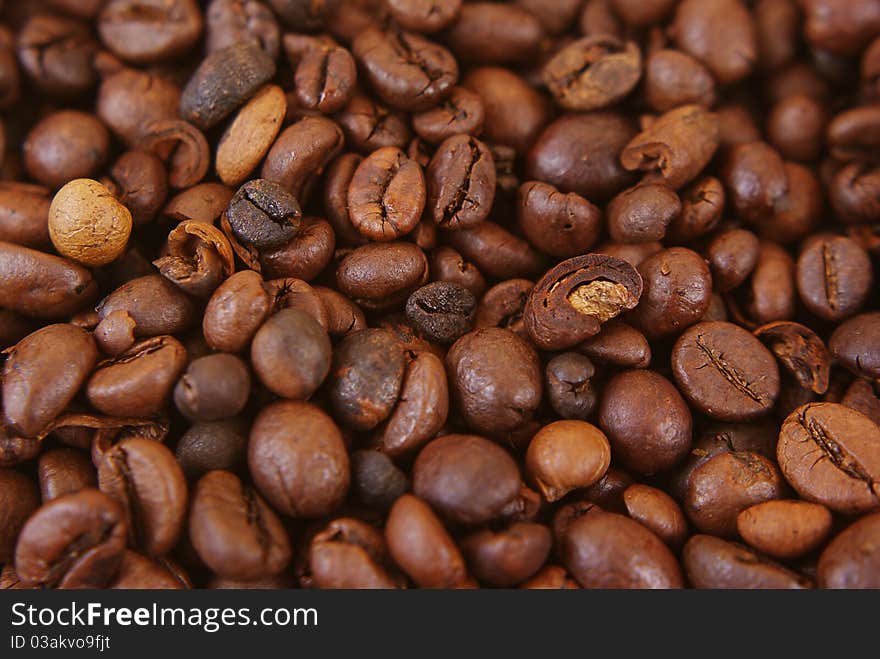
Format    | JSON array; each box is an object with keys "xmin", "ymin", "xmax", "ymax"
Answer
[{"xmin": 405, "ymin": 281, "xmax": 476, "ymax": 345}]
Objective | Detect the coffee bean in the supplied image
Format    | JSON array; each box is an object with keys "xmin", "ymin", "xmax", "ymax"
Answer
[
  {"xmin": 817, "ymin": 512, "xmax": 880, "ymax": 589},
  {"xmin": 754, "ymin": 321, "xmax": 830, "ymax": 394},
  {"xmin": 623, "ymin": 484, "xmax": 687, "ymax": 548},
  {"xmin": 666, "ymin": 176, "xmax": 725, "ymax": 242},
  {"xmin": 290, "ymin": 41, "xmax": 356, "ymax": 115},
  {"xmin": 175, "ymin": 417, "xmax": 248, "ymax": 481},
  {"xmin": 38, "ymin": 447, "xmax": 97, "ymax": 502},
  {"xmin": 262, "ymin": 116, "xmax": 344, "ymax": 201},
  {"xmin": 796, "ymin": 235, "xmax": 873, "ymax": 322},
  {"xmin": 0, "ymin": 469, "xmax": 40, "ymax": 562},
  {"xmin": 24, "ymin": 111, "xmax": 110, "ymax": 189},
  {"xmin": 544, "ymin": 353, "xmax": 597, "ymax": 420},
  {"xmin": 109, "ymin": 551, "xmax": 187, "ymax": 589},
  {"xmin": 446, "ymin": 221, "xmax": 543, "ymax": 280},
  {"xmin": 405, "ymin": 281, "xmax": 476, "ymax": 344},
  {"xmin": 227, "ymin": 179, "xmax": 301, "ymax": 250},
  {"xmin": 829, "ymin": 312, "xmax": 880, "ymax": 380},
  {"xmin": 426, "ymin": 135, "xmax": 495, "ymax": 229},
  {"xmin": 607, "ymin": 182, "xmax": 681, "ymax": 244},
  {"xmin": 336, "ymin": 241, "xmax": 429, "ymax": 310},
  {"xmin": 577, "ymin": 319, "xmax": 651, "ymax": 368},
  {"xmin": 17, "ymin": 14, "xmax": 97, "ymax": 96},
  {"xmin": 97, "ymin": 68, "xmax": 181, "ymax": 146},
  {"xmin": 444, "ymin": 3, "xmax": 542, "ymax": 66},
  {"xmin": 526, "ymin": 420, "xmax": 610, "ymax": 502},
  {"xmin": 517, "ymin": 181, "xmax": 602, "ymax": 258},
  {"xmin": 387, "ymin": 0, "xmax": 462, "ymax": 34},
  {"xmin": 644, "ymin": 49, "xmax": 716, "ymax": 113},
  {"xmin": 737, "ymin": 500, "xmax": 832, "ymax": 559},
  {"xmin": 461, "ymin": 522, "xmax": 552, "ymax": 587},
  {"xmin": 206, "ymin": 0, "xmax": 280, "ymax": 59},
  {"xmin": 778, "ymin": 403, "xmax": 880, "ymax": 514},
  {"xmin": 309, "ymin": 517, "xmax": 403, "ymax": 589},
  {"xmin": 683, "ymin": 534, "xmax": 811, "ymax": 589},
  {"xmin": 174, "ymin": 353, "xmax": 250, "ymax": 422},
  {"xmin": 99, "ymin": 0, "xmax": 203, "ymax": 64}
]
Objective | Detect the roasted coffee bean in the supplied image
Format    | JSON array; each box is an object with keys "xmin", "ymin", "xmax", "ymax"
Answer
[
  {"xmin": 474, "ymin": 279, "xmax": 532, "ymax": 338},
  {"xmin": 97, "ymin": 68, "xmax": 182, "ymax": 147},
  {"xmin": 796, "ymin": 235, "xmax": 873, "ymax": 322},
  {"xmin": 737, "ymin": 500, "xmax": 832, "ymax": 559},
  {"xmin": 666, "ymin": 176, "xmax": 725, "ymax": 243},
  {"xmin": 778, "ymin": 403, "xmax": 880, "ymax": 514},
  {"xmin": 260, "ymin": 217, "xmax": 335, "ymax": 281},
  {"xmin": 174, "ymin": 353, "xmax": 250, "ymax": 421},
  {"xmin": 544, "ymin": 36, "xmax": 641, "ymax": 111},
  {"xmin": 524, "ymin": 254, "xmax": 642, "ymax": 351},
  {"xmin": 446, "ymin": 221, "xmax": 543, "ymax": 280},
  {"xmin": 599, "ymin": 369, "xmax": 693, "ymax": 475},
  {"xmin": 202, "ymin": 270, "xmax": 272, "ymax": 353},
  {"xmin": 227, "ymin": 179, "xmax": 301, "ymax": 250},
  {"xmin": 412, "ymin": 87, "xmax": 483, "ymax": 144},
  {"xmin": 0, "ymin": 183, "xmax": 51, "ymax": 248},
  {"xmin": 526, "ymin": 420, "xmax": 610, "ymax": 502},
  {"xmin": 738, "ymin": 241, "xmax": 797, "ymax": 325},
  {"xmin": 430, "ymin": 247, "xmax": 486, "ymax": 298},
  {"xmin": 190, "ymin": 469, "xmax": 291, "ymax": 580},
  {"xmin": 520, "ymin": 565, "xmax": 579, "ymax": 589},
  {"xmin": 104, "ymin": 150, "xmax": 168, "ymax": 227},
  {"xmin": 336, "ymin": 241, "xmax": 429, "ymax": 310},
  {"xmin": 405, "ymin": 282, "xmax": 475, "ymax": 344},
  {"xmin": 683, "ymin": 534, "xmax": 811, "ymax": 589},
  {"xmin": 348, "ymin": 146, "xmax": 425, "ymax": 241},
  {"xmin": 14, "ymin": 488, "xmax": 127, "ymax": 588},
  {"xmin": 309, "ymin": 517, "xmax": 403, "ymax": 589},
  {"xmin": 461, "ymin": 522, "xmax": 551, "ymax": 587},
  {"xmin": 17, "ymin": 14, "xmax": 97, "ymax": 96},
  {"xmin": 98, "ymin": 0, "xmax": 203, "ymax": 64},
  {"xmin": 517, "ymin": 181, "xmax": 602, "ymax": 258},
  {"xmin": 38, "ymin": 448, "xmax": 97, "ymax": 502},
  {"xmin": 426, "ymin": 135, "xmax": 494, "ymax": 229},
  {"xmin": 607, "ymin": 182, "xmax": 681, "ymax": 244},
  {"xmin": 623, "ymin": 484, "xmax": 687, "ymax": 549},
  {"xmin": 829, "ymin": 313, "xmax": 880, "ymax": 380},
  {"xmin": 137, "ymin": 119, "xmax": 210, "ymax": 190},
  {"xmin": 446, "ymin": 328, "xmax": 542, "ymax": 436},
  {"xmin": 290, "ymin": 41, "xmax": 356, "ymax": 115},
  {"xmin": 24, "ymin": 111, "xmax": 109, "ymax": 189},
  {"xmin": 754, "ymin": 321, "xmax": 830, "ymax": 394},
  {"xmin": 413, "ymin": 434, "xmax": 520, "ymax": 525},
  {"xmin": 334, "ymin": 94, "xmax": 412, "ymax": 155},
  {"xmin": 705, "ymin": 228, "xmax": 760, "ymax": 293},
  {"xmin": 109, "ymin": 551, "xmax": 187, "ymax": 589},
  {"xmin": 672, "ymin": 321, "xmax": 781, "ymax": 421},
  {"xmin": 3, "ymin": 324, "xmax": 97, "ymax": 437},
  {"xmin": 175, "ymin": 417, "xmax": 248, "ymax": 480},
  {"xmin": 268, "ymin": 0, "xmax": 340, "ymax": 30},
  {"xmin": 644, "ymin": 49, "xmax": 716, "ymax": 113},
  {"xmin": 577, "ymin": 320, "xmax": 651, "ymax": 368},
  {"xmin": 841, "ymin": 378, "xmax": 880, "ymax": 426},
  {"xmin": 206, "ymin": 0, "xmax": 280, "ymax": 59},
  {"xmin": 445, "ymin": 3, "xmax": 542, "ymax": 65},
  {"xmin": 387, "ymin": 0, "xmax": 462, "ymax": 34},
  {"xmin": 249, "ymin": 401, "xmax": 350, "ymax": 517},
  {"xmin": 818, "ymin": 512, "xmax": 880, "ymax": 589},
  {"xmin": 351, "ymin": 450, "xmax": 409, "ymax": 511},
  {"xmin": 544, "ymin": 353, "xmax": 597, "ymax": 420},
  {"xmin": 262, "ymin": 116, "xmax": 344, "ymax": 201},
  {"xmin": 97, "ymin": 438, "xmax": 187, "ymax": 556},
  {"xmin": 562, "ymin": 509, "xmax": 684, "ymax": 588},
  {"xmin": 0, "ymin": 469, "xmax": 40, "ymax": 562}
]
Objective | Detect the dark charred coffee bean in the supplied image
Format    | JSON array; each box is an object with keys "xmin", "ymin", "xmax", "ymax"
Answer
[
  {"xmin": 526, "ymin": 420, "xmax": 610, "ymax": 502},
  {"xmin": 474, "ymin": 279, "xmax": 532, "ymax": 338},
  {"xmin": 796, "ymin": 235, "xmax": 873, "ymax": 322},
  {"xmin": 621, "ymin": 105, "xmax": 720, "ymax": 190},
  {"xmin": 413, "ymin": 434, "xmax": 520, "ymax": 525},
  {"xmin": 599, "ymin": 369, "xmax": 692, "ymax": 475},
  {"xmin": 644, "ymin": 49, "xmax": 716, "ymax": 113},
  {"xmin": 577, "ymin": 320, "xmax": 651, "ymax": 368},
  {"xmin": 672, "ymin": 321, "xmax": 781, "ymax": 421},
  {"xmin": 206, "ymin": 0, "xmax": 280, "ymax": 59},
  {"xmin": 527, "ymin": 112, "xmax": 636, "ymax": 202},
  {"xmin": 754, "ymin": 321, "xmax": 831, "ymax": 394},
  {"xmin": 629, "ymin": 247, "xmax": 713, "ymax": 340},
  {"xmin": 330, "ymin": 329, "xmax": 405, "ymax": 431},
  {"xmin": 15, "ymin": 488, "xmax": 127, "ymax": 588},
  {"xmin": 180, "ymin": 43, "xmax": 275, "ymax": 130},
  {"xmin": 517, "ymin": 181, "xmax": 602, "ymax": 258},
  {"xmin": 778, "ymin": 403, "xmax": 880, "ymax": 514},
  {"xmin": 544, "ymin": 353, "xmax": 597, "ymax": 420},
  {"xmin": 607, "ymin": 182, "xmax": 681, "ymax": 244},
  {"xmin": 705, "ymin": 228, "xmax": 760, "ymax": 292},
  {"xmin": 386, "ymin": 494, "xmax": 469, "ymax": 588},
  {"xmin": 818, "ymin": 512, "xmax": 880, "ymax": 589},
  {"xmin": 430, "ymin": 247, "xmax": 486, "ymax": 298},
  {"xmin": 412, "ymin": 87, "xmax": 483, "ymax": 144},
  {"xmin": 684, "ymin": 451, "xmax": 786, "ymax": 537},
  {"xmin": 227, "ymin": 179, "xmax": 301, "ymax": 250},
  {"xmin": 445, "ymin": 221, "xmax": 543, "ymax": 280},
  {"xmin": 666, "ymin": 176, "xmax": 725, "ymax": 243},
  {"xmin": 737, "ymin": 500, "xmax": 832, "ymax": 560},
  {"xmin": 309, "ymin": 517, "xmax": 403, "ymax": 589},
  {"xmin": 17, "ymin": 14, "xmax": 97, "ymax": 96},
  {"xmin": 352, "ymin": 27, "xmax": 457, "ymax": 112},
  {"xmin": 544, "ymin": 36, "xmax": 641, "ymax": 111},
  {"xmin": 24, "ymin": 111, "xmax": 109, "ymax": 189},
  {"xmin": 3, "ymin": 324, "xmax": 97, "ymax": 437},
  {"xmin": 563, "ymin": 509, "xmax": 684, "ymax": 589},
  {"xmin": 444, "ymin": 3, "xmax": 542, "ymax": 66},
  {"xmin": 175, "ymin": 417, "xmax": 248, "ymax": 480},
  {"xmin": 98, "ymin": 0, "xmax": 203, "ymax": 64},
  {"xmin": 38, "ymin": 448, "xmax": 97, "ymax": 502},
  {"xmin": 524, "ymin": 254, "xmax": 642, "ymax": 351},
  {"xmin": 461, "ymin": 522, "xmax": 551, "ymax": 587},
  {"xmin": 249, "ymin": 400, "xmax": 350, "ymax": 517},
  {"xmin": 97, "ymin": 438, "xmax": 186, "ymax": 556},
  {"xmin": 251, "ymin": 308, "xmax": 331, "ymax": 400},
  {"xmin": 426, "ymin": 135, "xmax": 495, "ymax": 229},
  {"xmin": 0, "ymin": 469, "xmax": 40, "ymax": 562},
  {"xmin": 348, "ymin": 146, "xmax": 426, "ymax": 241},
  {"xmin": 683, "ymin": 534, "xmax": 811, "ymax": 589},
  {"xmin": 351, "ymin": 450, "xmax": 409, "ymax": 511},
  {"xmin": 623, "ymin": 484, "xmax": 687, "ymax": 549},
  {"xmin": 190, "ymin": 470, "xmax": 291, "ymax": 580},
  {"xmin": 86, "ymin": 336, "xmax": 188, "ymax": 418},
  {"xmin": 829, "ymin": 313, "xmax": 880, "ymax": 380},
  {"xmin": 446, "ymin": 328, "xmax": 542, "ymax": 436},
  {"xmin": 174, "ymin": 353, "xmax": 250, "ymax": 421},
  {"xmin": 336, "ymin": 242, "xmax": 429, "ymax": 311},
  {"xmin": 405, "ymin": 281, "xmax": 476, "ymax": 344},
  {"xmin": 672, "ymin": 0, "xmax": 757, "ymax": 84}
]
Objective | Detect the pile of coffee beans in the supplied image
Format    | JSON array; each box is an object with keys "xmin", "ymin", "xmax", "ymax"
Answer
[{"xmin": 0, "ymin": 0, "xmax": 879, "ymax": 590}]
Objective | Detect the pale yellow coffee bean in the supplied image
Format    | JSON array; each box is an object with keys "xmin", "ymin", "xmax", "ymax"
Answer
[{"xmin": 49, "ymin": 178, "xmax": 132, "ymax": 266}]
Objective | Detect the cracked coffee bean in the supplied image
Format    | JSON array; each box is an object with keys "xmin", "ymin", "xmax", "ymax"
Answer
[
  {"xmin": 405, "ymin": 281, "xmax": 476, "ymax": 344},
  {"xmin": 227, "ymin": 179, "xmax": 302, "ymax": 250}
]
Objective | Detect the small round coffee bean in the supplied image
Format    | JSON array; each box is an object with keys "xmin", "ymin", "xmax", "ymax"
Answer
[
  {"xmin": 607, "ymin": 182, "xmax": 681, "ymax": 244},
  {"xmin": 461, "ymin": 522, "xmax": 552, "ymax": 587},
  {"xmin": 526, "ymin": 420, "xmax": 611, "ymax": 502},
  {"xmin": 24, "ymin": 111, "xmax": 110, "ymax": 189},
  {"xmin": 175, "ymin": 417, "xmax": 248, "ymax": 480},
  {"xmin": 517, "ymin": 181, "xmax": 602, "ymax": 258},
  {"xmin": 644, "ymin": 48, "xmax": 716, "ymax": 113},
  {"xmin": 405, "ymin": 281, "xmax": 476, "ymax": 344},
  {"xmin": 174, "ymin": 353, "xmax": 250, "ymax": 421},
  {"xmin": 623, "ymin": 484, "xmax": 687, "ymax": 549},
  {"xmin": 544, "ymin": 352, "xmax": 597, "ymax": 420},
  {"xmin": 705, "ymin": 228, "xmax": 760, "ymax": 292},
  {"xmin": 737, "ymin": 500, "xmax": 833, "ymax": 560},
  {"xmin": 351, "ymin": 450, "xmax": 409, "ymax": 511},
  {"xmin": 227, "ymin": 179, "xmax": 302, "ymax": 250}
]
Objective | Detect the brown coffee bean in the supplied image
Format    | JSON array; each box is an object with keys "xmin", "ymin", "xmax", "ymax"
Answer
[
  {"xmin": 17, "ymin": 14, "xmax": 97, "ymax": 96},
  {"xmin": 429, "ymin": 247, "xmax": 485, "ymax": 298},
  {"xmin": 190, "ymin": 469, "xmax": 291, "ymax": 580},
  {"xmin": 778, "ymin": 403, "xmax": 880, "ymax": 514},
  {"xmin": 818, "ymin": 512, "xmax": 880, "ymax": 589},
  {"xmin": 767, "ymin": 95, "xmax": 826, "ymax": 162},
  {"xmin": 577, "ymin": 320, "xmax": 651, "ymax": 368},
  {"xmin": 520, "ymin": 564, "xmax": 579, "ymax": 589},
  {"xmin": 309, "ymin": 517, "xmax": 403, "ymax": 589},
  {"xmin": 334, "ymin": 94, "xmax": 412, "ymax": 156},
  {"xmin": 446, "ymin": 221, "xmax": 543, "ymax": 280},
  {"xmin": 206, "ymin": 0, "xmax": 280, "ymax": 59},
  {"xmin": 173, "ymin": 353, "xmax": 250, "ymax": 421},
  {"xmin": 97, "ymin": 438, "xmax": 186, "ymax": 556},
  {"xmin": 672, "ymin": 0, "xmax": 757, "ymax": 84},
  {"xmin": 672, "ymin": 321, "xmax": 781, "ymax": 421},
  {"xmin": 351, "ymin": 450, "xmax": 409, "ymax": 511},
  {"xmin": 336, "ymin": 241, "xmax": 429, "ymax": 311},
  {"xmin": 348, "ymin": 146, "xmax": 426, "ymax": 241},
  {"xmin": 802, "ymin": 0, "xmax": 880, "ymax": 55},
  {"xmin": 15, "ymin": 488, "xmax": 127, "ymax": 588},
  {"xmin": 3, "ymin": 324, "xmax": 96, "ymax": 438},
  {"xmin": 563, "ymin": 509, "xmax": 684, "ymax": 588},
  {"xmin": 405, "ymin": 281, "xmax": 475, "ymax": 345},
  {"xmin": 412, "ymin": 87, "xmax": 483, "ymax": 145},
  {"xmin": 386, "ymin": 0, "xmax": 462, "ymax": 33},
  {"xmin": 723, "ymin": 141, "xmax": 787, "ymax": 225},
  {"xmin": 446, "ymin": 328, "xmax": 542, "ymax": 436},
  {"xmin": 109, "ymin": 551, "xmax": 187, "ymax": 589},
  {"xmin": 0, "ymin": 183, "xmax": 51, "ymax": 248},
  {"xmin": 599, "ymin": 369, "xmax": 692, "ymax": 475},
  {"xmin": 0, "ymin": 469, "xmax": 40, "ymax": 562},
  {"xmin": 38, "ymin": 448, "xmax": 96, "ymax": 502},
  {"xmin": 526, "ymin": 420, "xmax": 610, "ymax": 502},
  {"xmin": 175, "ymin": 417, "xmax": 248, "ymax": 480},
  {"xmin": 385, "ymin": 494, "xmax": 468, "ymax": 588},
  {"xmin": 544, "ymin": 353, "xmax": 597, "ymax": 420},
  {"xmin": 796, "ymin": 235, "xmax": 873, "ymax": 322},
  {"xmin": 666, "ymin": 176, "xmax": 725, "ymax": 243},
  {"xmin": 444, "ymin": 3, "xmax": 542, "ymax": 65},
  {"xmin": 290, "ymin": 41, "xmax": 356, "ymax": 115},
  {"xmin": 24, "ymin": 111, "xmax": 109, "ymax": 189},
  {"xmin": 829, "ymin": 313, "xmax": 880, "ymax": 380},
  {"xmin": 249, "ymin": 400, "xmax": 350, "ymax": 517},
  {"xmin": 705, "ymin": 228, "xmax": 760, "ymax": 293},
  {"xmin": 644, "ymin": 49, "xmax": 716, "ymax": 113},
  {"xmin": 607, "ymin": 182, "xmax": 681, "ymax": 244},
  {"xmin": 99, "ymin": 0, "xmax": 203, "ymax": 64},
  {"xmin": 737, "ymin": 500, "xmax": 833, "ymax": 559},
  {"xmin": 461, "ymin": 522, "xmax": 551, "ymax": 587},
  {"xmin": 268, "ymin": 0, "xmax": 340, "ymax": 30},
  {"xmin": 754, "ymin": 321, "xmax": 830, "ymax": 395},
  {"xmin": 738, "ymin": 241, "xmax": 797, "ymax": 325},
  {"xmin": 623, "ymin": 484, "xmax": 687, "ymax": 549},
  {"xmin": 621, "ymin": 105, "xmax": 719, "ymax": 190},
  {"xmin": 103, "ymin": 150, "xmax": 168, "ymax": 227},
  {"xmin": 97, "ymin": 68, "xmax": 181, "ymax": 146},
  {"xmin": 260, "ymin": 217, "xmax": 335, "ymax": 281},
  {"xmin": 202, "ymin": 270, "xmax": 272, "ymax": 353},
  {"xmin": 137, "ymin": 119, "xmax": 210, "ymax": 190},
  {"xmin": 544, "ymin": 36, "xmax": 641, "ymax": 111},
  {"xmin": 227, "ymin": 179, "xmax": 301, "ymax": 250},
  {"xmin": 216, "ymin": 84, "xmax": 287, "ymax": 187},
  {"xmin": 426, "ymin": 135, "xmax": 495, "ymax": 230},
  {"xmin": 262, "ymin": 116, "xmax": 344, "ymax": 201},
  {"xmin": 841, "ymin": 378, "xmax": 880, "ymax": 427},
  {"xmin": 517, "ymin": 181, "xmax": 602, "ymax": 258},
  {"xmin": 414, "ymin": 434, "xmax": 520, "ymax": 525},
  {"xmin": 474, "ymin": 279, "xmax": 532, "ymax": 339},
  {"xmin": 683, "ymin": 534, "xmax": 811, "ymax": 589},
  {"xmin": 87, "ymin": 336, "xmax": 188, "ymax": 417},
  {"xmin": 684, "ymin": 451, "xmax": 786, "ymax": 537}
]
